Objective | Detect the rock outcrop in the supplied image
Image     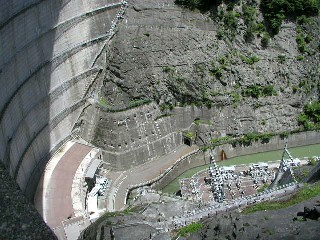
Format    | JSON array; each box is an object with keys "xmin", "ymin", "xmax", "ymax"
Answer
[{"xmin": 80, "ymin": 0, "xmax": 319, "ymax": 170}]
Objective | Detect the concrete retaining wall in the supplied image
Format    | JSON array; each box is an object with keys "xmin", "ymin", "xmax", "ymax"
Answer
[
  {"xmin": 81, "ymin": 102, "xmax": 202, "ymax": 170},
  {"xmin": 102, "ymin": 132, "xmax": 182, "ymax": 170},
  {"xmin": 81, "ymin": 102, "xmax": 184, "ymax": 170},
  {"xmin": 82, "ymin": 98, "xmax": 320, "ymax": 171},
  {"xmin": 213, "ymin": 131, "xmax": 320, "ymax": 161},
  {"xmin": 152, "ymin": 151, "xmax": 208, "ymax": 190}
]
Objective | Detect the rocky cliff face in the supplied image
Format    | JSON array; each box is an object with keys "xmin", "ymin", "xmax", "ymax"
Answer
[
  {"xmin": 0, "ymin": 163, "xmax": 56, "ymax": 240},
  {"xmin": 100, "ymin": 0, "xmax": 319, "ymax": 136}
]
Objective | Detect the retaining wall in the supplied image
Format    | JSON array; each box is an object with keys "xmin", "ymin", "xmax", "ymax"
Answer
[
  {"xmin": 82, "ymin": 97, "xmax": 320, "ymax": 171},
  {"xmin": 213, "ymin": 131, "xmax": 320, "ymax": 161},
  {"xmin": 152, "ymin": 151, "xmax": 207, "ymax": 190},
  {"xmin": 81, "ymin": 103, "xmax": 184, "ymax": 170}
]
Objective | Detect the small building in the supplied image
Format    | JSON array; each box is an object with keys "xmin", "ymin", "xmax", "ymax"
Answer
[
  {"xmin": 85, "ymin": 159, "xmax": 102, "ymax": 190},
  {"xmin": 221, "ymin": 166, "xmax": 235, "ymax": 172}
]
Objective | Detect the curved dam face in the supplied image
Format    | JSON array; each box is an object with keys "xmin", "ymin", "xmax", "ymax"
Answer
[{"xmin": 0, "ymin": 0, "xmax": 120, "ymax": 200}]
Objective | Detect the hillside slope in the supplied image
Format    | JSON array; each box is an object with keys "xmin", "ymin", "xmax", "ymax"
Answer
[{"xmin": 100, "ymin": 0, "xmax": 319, "ymax": 136}]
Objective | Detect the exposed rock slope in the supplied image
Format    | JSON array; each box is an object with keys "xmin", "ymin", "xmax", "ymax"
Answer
[
  {"xmin": 101, "ymin": 0, "xmax": 319, "ymax": 135},
  {"xmin": 0, "ymin": 163, "xmax": 56, "ymax": 240}
]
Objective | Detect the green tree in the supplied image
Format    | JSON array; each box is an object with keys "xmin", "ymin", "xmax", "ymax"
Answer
[
  {"xmin": 262, "ymin": 85, "xmax": 276, "ymax": 96},
  {"xmin": 174, "ymin": 0, "xmax": 218, "ymax": 10},
  {"xmin": 261, "ymin": 0, "xmax": 319, "ymax": 35}
]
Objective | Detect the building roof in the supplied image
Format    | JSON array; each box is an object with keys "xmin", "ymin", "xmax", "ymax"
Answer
[
  {"xmin": 222, "ymin": 166, "xmax": 235, "ymax": 171},
  {"xmin": 85, "ymin": 159, "xmax": 102, "ymax": 179}
]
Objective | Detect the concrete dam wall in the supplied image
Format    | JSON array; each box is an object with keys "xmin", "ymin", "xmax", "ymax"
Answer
[
  {"xmin": 0, "ymin": 0, "xmax": 121, "ymax": 200},
  {"xmin": 81, "ymin": 102, "xmax": 184, "ymax": 170}
]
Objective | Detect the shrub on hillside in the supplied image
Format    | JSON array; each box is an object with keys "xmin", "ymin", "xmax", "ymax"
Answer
[
  {"xmin": 297, "ymin": 101, "xmax": 320, "ymax": 130},
  {"xmin": 174, "ymin": 0, "xmax": 215, "ymax": 10},
  {"xmin": 260, "ymin": 0, "xmax": 319, "ymax": 34}
]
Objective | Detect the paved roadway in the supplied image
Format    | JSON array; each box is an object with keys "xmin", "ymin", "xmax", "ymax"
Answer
[
  {"xmin": 105, "ymin": 144, "xmax": 199, "ymax": 211},
  {"xmin": 42, "ymin": 143, "xmax": 92, "ymax": 229},
  {"xmin": 35, "ymin": 142, "xmax": 198, "ymax": 231}
]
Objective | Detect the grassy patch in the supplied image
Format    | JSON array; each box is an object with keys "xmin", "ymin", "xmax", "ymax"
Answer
[
  {"xmin": 209, "ymin": 63, "xmax": 223, "ymax": 78},
  {"xmin": 243, "ymin": 182, "xmax": 320, "ymax": 214},
  {"xmin": 308, "ymin": 157, "xmax": 318, "ymax": 166},
  {"xmin": 257, "ymin": 184, "xmax": 269, "ymax": 193},
  {"xmin": 162, "ymin": 66, "xmax": 174, "ymax": 73},
  {"xmin": 194, "ymin": 119, "xmax": 212, "ymax": 125},
  {"xmin": 277, "ymin": 55, "xmax": 286, "ymax": 63},
  {"xmin": 177, "ymin": 222, "xmax": 203, "ymax": 237},
  {"xmin": 294, "ymin": 165, "xmax": 312, "ymax": 182},
  {"xmin": 231, "ymin": 92, "xmax": 241, "ymax": 103},
  {"xmin": 240, "ymin": 54, "xmax": 260, "ymax": 65},
  {"xmin": 84, "ymin": 206, "xmax": 135, "ymax": 234},
  {"xmin": 237, "ymin": 132, "xmax": 273, "ymax": 146},
  {"xmin": 101, "ymin": 207, "xmax": 134, "ymax": 218},
  {"xmin": 242, "ymin": 85, "xmax": 276, "ymax": 98},
  {"xmin": 210, "ymin": 132, "xmax": 275, "ymax": 148},
  {"xmin": 296, "ymin": 55, "xmax": 305, "ymax": 61},
  {"xmin": 129, "ymin": 99, "xmax": 151, "ymax": 108},
  {"xmin": 160, "ymin": 103, "xmax": 174, "ymax": 111},
  {"xmin": 99, "ymin": 97, "xmax": 109, "ymax": 107},
  {"xmin": 99, "ymin": 98, "xmax": 152, "ymax": 112},
  {"xmin": 211, "ymin": 136, "xmax": 231, "ymax": 144},
  {"xmin": 184, "ymin": 131, "xmax": 195, "ymax": 139},
  {"xmin": 154, "ymin": 114, "xmax": 174, "ymax": 121}
]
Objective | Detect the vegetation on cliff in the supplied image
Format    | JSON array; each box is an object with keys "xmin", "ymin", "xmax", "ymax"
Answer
[
  {"xmin": 243, "ymin": 181, "xmax": 320, "ymax": 213},
  {"xmin": 103, "ymin": 0, "xmax": 319, "ymax": 140},
  {"xmin": 177, "ymin": 222, "xmax": 204, "ymax": 237},
  {"xmin": 174, "ymin": 0, "xmax": 215, "ymax": 10},
  {"xmin": 176, "ymin": 0, "xmax": 320, "ymax": 36},
  {"xmin": 261, "ymin": 0, "xmax": 320, "ymax": 34},
  {"xmin": 297, "ymin": 101, "xmax": 320, "ymax": 130}
]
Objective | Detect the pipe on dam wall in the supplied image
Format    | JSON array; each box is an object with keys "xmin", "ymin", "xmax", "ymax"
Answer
[{"xmin": 0, "ymin": 0, "xmax": 120, "ymax": 201}]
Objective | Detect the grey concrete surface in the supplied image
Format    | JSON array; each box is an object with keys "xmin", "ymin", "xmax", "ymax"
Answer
[{"xmin": 0, "ymin": 0, "xmax": 120, "ymax": 200}]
